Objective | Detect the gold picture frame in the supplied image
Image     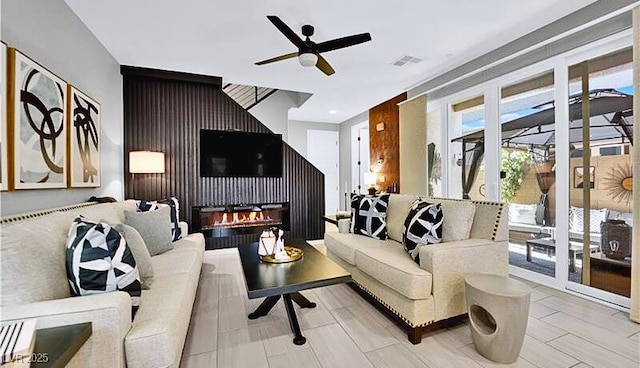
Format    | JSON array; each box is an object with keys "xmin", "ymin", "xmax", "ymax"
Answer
[
  {"xmin": 9, "ymin": 48, "xmax": 68, "ymax": 189},
  {"xmin": 574, "ymin": 166, "xmax": 595, "ymax": 189},
  {"xmin": 0, "ymin": 43, "xmax": 7, "ymax": 191},
  {"xmin": 68, "ymin": 86, "xmax": 101, "ymax": 187}
]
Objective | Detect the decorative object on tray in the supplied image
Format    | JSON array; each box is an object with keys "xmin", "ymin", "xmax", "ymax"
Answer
[
  {"xmin": 258, "ymin": 227, "xmax": 302, "ymax": 263},
  {"xmin": 1, "ymin": 318, "xmax": 37, "ymax": 366},
  {"xmin": 259, "ymin": 246, "xmax": 304, "ymax": 263},
  {"xmin": 600, "ymin": 219, "xmax": 632, "ymax": 260},
  {"xmin": 9, "ymin": 48, "xmax": 68, "ymax": 189},
  {"xmin": 601, "ymin": 161, "xmax": 632, "ymax": 205},
  {"xmin": 68, "ymin": 86, "xmax": 101, "ymax": 188}
]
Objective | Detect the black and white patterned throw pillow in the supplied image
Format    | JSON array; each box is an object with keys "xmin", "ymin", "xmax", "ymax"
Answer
[
  {"xmin": 402, "ymin": 200, "xmax": 443, "ymax": 264},
  {"xmin": 137, "ymin": 197, "xmax": 182, "ymax": 241},
  {"xmin": 350, "ymin": 193, "xmax": 365, "ymax": 233},
  {"xmin": 65, "ymin": 216, "xmax": 142, "ymax": 310},
  {"xmin": 352, "ymin": 194, "xmax": 390, "ymax": 240}
]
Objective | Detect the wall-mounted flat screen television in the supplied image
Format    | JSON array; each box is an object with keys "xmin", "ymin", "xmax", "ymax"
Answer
[{"xmin": 200, "ymin": 129, "xmax": 283, "ymax": 177}]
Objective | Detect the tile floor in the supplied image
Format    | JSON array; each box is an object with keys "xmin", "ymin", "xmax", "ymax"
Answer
[{"xmin": 180, "ymin": 246, "xmax": 639, "ymax": 368}]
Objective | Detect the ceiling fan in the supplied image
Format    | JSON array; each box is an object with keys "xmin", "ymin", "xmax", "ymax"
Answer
[{"xmin": 255, "ymin": 15, "xmax": 372, "ymax": 76}]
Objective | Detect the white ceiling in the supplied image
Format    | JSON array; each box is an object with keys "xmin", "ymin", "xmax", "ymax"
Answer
[{"xmin": 64, "ymin": 0, "xmax": 598, "ymax": 124}]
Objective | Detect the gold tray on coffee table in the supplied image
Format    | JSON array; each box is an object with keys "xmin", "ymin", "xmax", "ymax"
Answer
[{"xmin": 259, "ymin": 246, "xmax": 304, "ymax": 263}]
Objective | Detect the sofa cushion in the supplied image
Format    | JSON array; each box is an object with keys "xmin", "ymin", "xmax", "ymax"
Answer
[
  {"xmin": 509, "ymin": 203, "xmax": 538, "ymax": 225},
  {"xmin": 324, "ymin": 231, "xmax": 386, "ymax": 266},
  {"xmin": 125, "ymin": 273, "xmax": 197, "ymax": 368},
  {"xmin": 171, "ymin": 233, "xmax": 206, "ymax": 256},
  {"xmin": 150, "ymin": 247, "xmax": 202, "ymax": 283},
  {"xmin": 403, "ymin": 201, "xmax": 443, "ymax": 264},
  {"xmin": 509, "ymin": 222, "xmax": 545, "ymax": 234},
  {"xmin": 351, "ymin": 194, "xmax": 390, "ymax": 240},
  {"xmin": 438, "ymin": 199, "xmax": 476, "ymax": 242},
  {"xmin": 125, "ymin": 207, "xmax": 174, "ymax": 256},
  {"xmin": 137, "ymin": 198, "xmax": 182, "ymax": 241},
  {"xmin": 65, "ymin": 217, "xmax": 142, "ymax": 308},
  {"xmin": 1, "ymin": 211, "xmax": 74, "ymax": 305},
  {"xmin": 386, "ymin": 194, "xmax": 420, "ymax": 242},
  {"xmin": 114, "ymin": 223, "xmax": 154, "ymax": 289},
  {"xmin": 354, "ymin": 241, "xmax": 433, "ymax": 300}
]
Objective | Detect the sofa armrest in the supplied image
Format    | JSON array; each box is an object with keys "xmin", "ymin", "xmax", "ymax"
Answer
[
  {"xmin": 418, "ymin": 239, "xmax": 508, "ymax": 320},
  {"xmin": 0, "ymin": 292, "xmax": 132, "ymax": 368}
]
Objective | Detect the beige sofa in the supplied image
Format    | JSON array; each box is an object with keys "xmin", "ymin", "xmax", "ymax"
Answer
[
  {"xmin": 0, "ymin": 200, "xmax": 204, "ymax": 368},
  {"xmin": 324, "ymin": 195, "xmax": 508, "ymax": 344}
]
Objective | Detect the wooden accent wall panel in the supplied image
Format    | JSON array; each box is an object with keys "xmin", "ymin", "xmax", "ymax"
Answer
[
  {"xmin": 121, "ymin": 67, "xmax": 325, "ymax": 248},
  {"xmin": 369, "ymin": 93, "xmax": 407, "ymax": 193}
]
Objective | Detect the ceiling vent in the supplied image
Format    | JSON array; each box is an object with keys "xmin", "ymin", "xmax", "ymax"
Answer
[{"xmin": 392, "ymin": 54, "xmax": 423, "ymax": 66}]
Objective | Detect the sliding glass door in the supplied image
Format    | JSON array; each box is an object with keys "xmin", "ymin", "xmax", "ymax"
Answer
[
  {"xmin": 441, "ymin": 34, "xmax": 633, "ymax": 308},
  {"xmin": 499, "ymin": 70, "xmax": 557, "ymax": 277},
  {"xmin": 448, "ymin": 94, "xmax": 486, "ymax": 200},
  {"xmin": 566, "ymin": 47, "xmax": 633, "ymax": 304}
]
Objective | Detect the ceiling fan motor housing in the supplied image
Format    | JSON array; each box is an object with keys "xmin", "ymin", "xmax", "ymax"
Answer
[{"xmin": 301, "ymin": 24, "xmax": 314, "ymax": 38}]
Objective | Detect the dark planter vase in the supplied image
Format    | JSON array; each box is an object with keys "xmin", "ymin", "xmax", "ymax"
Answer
[{"xmin": 600, "ymin": 219, "xmax": 632, "ymax": 260}]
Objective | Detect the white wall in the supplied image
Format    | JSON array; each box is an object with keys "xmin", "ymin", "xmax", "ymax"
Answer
[
  {"xmin": 1, "ymin": 0, "xmax": 124, "ymax": 215},
  {"xmin": 288, "ymin": 120, "xmax": 339, "ymax": 157},
  {"xmin": 248, "ymin": 90, "xmax": 311, "ymax": 141},
  {"xmin": 338, "ymin": 111, "xmax": 368, "ymax": 210}
]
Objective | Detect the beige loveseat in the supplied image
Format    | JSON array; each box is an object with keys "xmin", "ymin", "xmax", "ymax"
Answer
[
  {"xmin": 324, "ymin": 195, "xmax": 508, "ymax": 344},
  {"xmin": 0, "ymin": 200, "xmax": 204, "ymax": 368}
]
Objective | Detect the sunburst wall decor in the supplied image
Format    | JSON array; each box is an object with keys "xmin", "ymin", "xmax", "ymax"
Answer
[{"xmin": 601, "ymin": 161, "xmax": 633, "ymax": 205}]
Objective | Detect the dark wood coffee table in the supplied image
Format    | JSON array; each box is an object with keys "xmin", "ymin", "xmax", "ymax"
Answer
[
  {"xmin": 237, "ymin": 239, "xmax": 351, "ymax": 345},
  {"xmin": 525, "ymin": 238, "xmax": 598, "ymax": 272}
]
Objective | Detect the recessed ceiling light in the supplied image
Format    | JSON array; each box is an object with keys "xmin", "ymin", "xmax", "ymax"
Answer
[{"xmin": 329, "ymin": 110, "xmax": 337, "ymax": 114}]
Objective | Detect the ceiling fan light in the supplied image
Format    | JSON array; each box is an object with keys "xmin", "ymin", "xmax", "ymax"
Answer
[{"xmin": 298, "ymin": 53, "xmax": 318, "ymax": 67}]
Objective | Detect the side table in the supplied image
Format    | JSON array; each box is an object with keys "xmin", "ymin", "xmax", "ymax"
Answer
[
  {"xmin": 32, "ymin": 322, "xmax": 92, "ymax": 368},
  {"xmin": 465, "ymin": 274, "xmax": 530, "ymax": 364}
]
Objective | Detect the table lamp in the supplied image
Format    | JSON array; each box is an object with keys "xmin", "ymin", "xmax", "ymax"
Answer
[{"xmin": 364, "ymin": 171, "xmax": 377, "ymax": 195}]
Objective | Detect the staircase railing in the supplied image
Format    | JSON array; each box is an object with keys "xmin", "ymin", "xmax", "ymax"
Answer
[{"xmin": 222, "ymin": 83, "xmax": 278, "ymax": 110}]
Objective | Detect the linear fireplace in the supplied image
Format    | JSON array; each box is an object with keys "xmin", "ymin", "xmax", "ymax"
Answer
[{"xmin": 192, "ymin": 202, "xmax": 290, "ymax": 249}]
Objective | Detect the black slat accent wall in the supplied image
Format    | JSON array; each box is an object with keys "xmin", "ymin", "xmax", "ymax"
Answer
[{"xmin": 121, "ymin": 67, "xmax": 325, "ymax": 246}]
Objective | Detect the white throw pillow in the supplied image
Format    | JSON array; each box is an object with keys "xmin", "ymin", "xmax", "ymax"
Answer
[
  {"xmin": 569, "ymin": 206, "xmax": 608, "ymax": 234},
  {"xmin": 508, "ymin": 203, "xmax": 538, "ymax": 225},
  {"xmin": 438, "ymin": 200, "xmax": 476, "ymax": 242}
]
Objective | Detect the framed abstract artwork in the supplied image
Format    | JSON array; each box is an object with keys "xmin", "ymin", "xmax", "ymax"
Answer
[
  {"xmin": 9, "ymin": 49, "xmax": 68, "ymax": 189},
  {"xmin": 68, "ymin": 86, "xmax": 101, "ymax": 187},
  {"xmin": 0, "ymin": 43, "xmax": 7, "ymax": 191}
]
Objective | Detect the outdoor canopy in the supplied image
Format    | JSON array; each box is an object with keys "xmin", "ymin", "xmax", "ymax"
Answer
[
  {"xmin": 452, "ymin": 88, "xmax": 634, "ymax": 148},
  {"xmin": 450, "ymin": 88, "xmax": 634, "ymax": 204}
]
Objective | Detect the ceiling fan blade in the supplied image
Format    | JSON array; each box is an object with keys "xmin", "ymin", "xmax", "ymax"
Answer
[
  {"xmin": 267, "ymin": 15, "xmax": 305, "ymax": 48},
  {"xmin": 255, "ymin": 52, "xmax": 298, "ymax": 65},
  {"xmin": 316, "ymin": 55, "xmax": 335, "ymax": 76},
  {"xmin": 316, "ymin": 33, "xmax": 372, "ymax": 53}
]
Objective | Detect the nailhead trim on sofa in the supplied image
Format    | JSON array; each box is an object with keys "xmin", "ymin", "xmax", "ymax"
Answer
[{"xmin": 1, "ymin": 202, "xmax": 98, "ymax": 224}]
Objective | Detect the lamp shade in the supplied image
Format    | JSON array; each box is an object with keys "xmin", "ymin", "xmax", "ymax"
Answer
[
  {"xmin": 364, "ymin": 171, "xmax": 377, "ymax": 186},
  {"xmin": 129, "ymin": 151, "xmax": 165, "ymax": 173},
  {"xmin": 298, "ymin": 53, "xmax": 318, "ymax": 67}
]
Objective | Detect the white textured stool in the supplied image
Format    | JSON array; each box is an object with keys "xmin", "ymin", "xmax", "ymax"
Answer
[{"xmin": 464, "ymin": 274, "xmax": 531, "ymax": 363}]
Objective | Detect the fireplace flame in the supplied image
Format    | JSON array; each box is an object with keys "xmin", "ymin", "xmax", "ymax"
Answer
[{"xmin": 213, "ymin": 211, "xmax": 273, "ymax": 227}]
